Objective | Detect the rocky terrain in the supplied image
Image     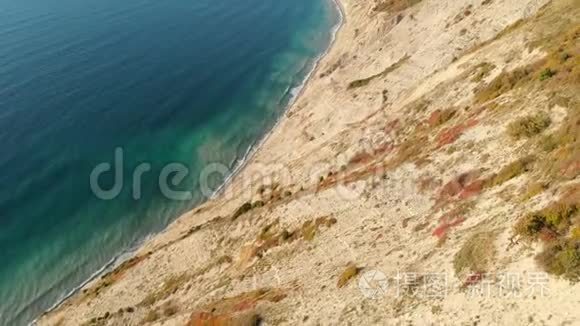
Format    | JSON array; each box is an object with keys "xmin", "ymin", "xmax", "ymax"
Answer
[{"xmin": 40, "ymin": 0, "xmax": 579, "ymax": 324}]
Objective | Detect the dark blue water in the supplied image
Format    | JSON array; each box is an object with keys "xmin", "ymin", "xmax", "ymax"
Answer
[{"xmin": 0, "ymin": 0, "xmax": 338, "ymax": 324}]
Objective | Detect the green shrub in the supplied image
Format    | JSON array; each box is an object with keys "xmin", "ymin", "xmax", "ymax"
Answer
[
  {"xmin": 231, "ymin": 202, "xmax": 253, "ymax": 220},
  {"xmin": 514, "ymin": 202, "xmax": 578, "ymax": 241},
  {"xmin": 539, "ymin": 68, "xmax": 556, "ymax": 81},
  {"xmin": 514, "ymin": 213, "xmax": 549, "ymax": 242},
  {"xmin": 252, "ymin": 200, "xmax": 264, "ymax": 208},
  {"xmin": 572, "ymin": 227, "xmax": 580, "ymax": 240},
  {"xmin": 559, "ymin": 53, "xmax": 572, "ymax": 62},
  {"xmin": 539, "ymin": 134, "xmax": 558, "ymax": 152},
  {"xmin": 301, "ymin": 221, "xmax": 317, "ymax": 241},
  {"xmin": 543, "ymin": 203, "xmax": 577, "ymax": 230},
  {"xmin": 507, "ymin": 112, "xmax": 551, "ymax": 139},
  {"xmin": 536, "ymin": 240, "xmax": 580, "ymax": 280},
  {"xmin": 347, "ymin": 79, "xmax": 371, "ymax": 89}
]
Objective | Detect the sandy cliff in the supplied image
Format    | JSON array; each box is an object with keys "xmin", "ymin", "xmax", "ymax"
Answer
[{"xmin": 40, "ymin": 0, "xmax": 579, "ymax": 324}]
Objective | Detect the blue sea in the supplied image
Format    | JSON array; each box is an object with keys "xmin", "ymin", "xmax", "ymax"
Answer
[{"xmin": 0, "ymin": 0, "xmax": 339, "ymax": 324}]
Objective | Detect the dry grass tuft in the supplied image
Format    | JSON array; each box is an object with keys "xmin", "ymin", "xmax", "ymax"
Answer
[
  {"xmin": 239, "ymin": 216, "xmax": 337, "ymax": 266},
  {"xmin": 347, "ymin": 55, "xmax": 409, "ymax": 89},
  {"xmin": 397, "ymin": 135, "xmax": 428, "ymax": 164},
  {"xmin": 372, "ymin": 0, "xmax": 422, "ymax": 13},
  {"xmin": 474, "ymin": 65, "xmax": 535, "ymax": 104},
  {"xmin": 537, "ymin": 97, "xmax": 579, "ymax": 180},
  {"xmin": 473, "ymin": 20, "xmax": 578, "ymax": 105},
  {"xmin": 141, "ymin": 309, "xmax": 160, "ymax": 323},
  {"xmin": 140, "ymin": 273, "xmax": 189, "ymax": 307},
  {"xmin": 521, "ymin": 182, "xmax": 549, "ymax": 201},
  {"xmin": 453, "ymin": 232, "xmax": 497, "ymax": 277},
  {"xmin": 337, "ymin": 263, "xmax": 360, "ymax": 288},
  {"xmin": 470, "ymin": 62, "xmax": 496, "ymax": 83},
  {"xmin": 484, "ymin": 155, "xmax": 535, "ymax": 188},
  {"xmin": 202, "ymin": 288, "xmax": 286, "ymax": 315},
  {"xmin": 161, "ymin": 300, "xmax": 180, "ymax": 317}
]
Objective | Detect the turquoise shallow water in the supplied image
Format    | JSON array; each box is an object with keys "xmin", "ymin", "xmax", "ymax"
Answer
[{"xmin": 0, "ymin": 0, "xmax": 338, "ymax": 324}]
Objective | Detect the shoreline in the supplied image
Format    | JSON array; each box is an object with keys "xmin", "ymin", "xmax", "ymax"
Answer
[
  {"xmin": 35, "ymin": 0, "xmax": 346, "ymax": 323},
  {"xmin": 211, "ymin": 0, "xmax": 345, "ymax": 199},
  {"xmin": 38, "ymin": 0, "xmax": 579, "ymax": 324}
]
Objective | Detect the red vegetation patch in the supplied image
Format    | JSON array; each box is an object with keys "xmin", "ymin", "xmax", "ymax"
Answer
[
  {"xmin": 187, "ymin": 311, "xmax": 258, "ymax": 326},
  {"xmin": 325, "ymin": 161, "xmax": 389, "ymax": 191},
  {"xmin": 187, "ymin": 289, "xmax": 286, "ymax": 326},
  {"xmin": 432, "ymin": 216, "xmax": 465, "ymax": 239},
  {"xmin": 538, "ymin": 227, "xmax": 559, "ymax": 243},
  {"xmin": 437, "ymin": 126, "xmax": 462, "ymax": 147},
  {"xmin": 440, "ymin": 176, "xmax": 465, "ymax": 198},
  {"xmin": 438, "ymin": 171, "xmax": 483, "ymax": 203},
  {"xmin": 348, "ymin": 141, "xmax": 395, "ymax": 166},
  {"xmin": 378, "ymin": 118, "xmax": 400, "ymax": 134},
  {"xmin": 560, "ymin": 159, "xmax": 580, "ymax": 179},
  {"xmin": 428, "ymin": 110, "xmax": 444, "ymax": 127},
  {"xmin": 386, "ymin": 119, "xmax": 400, "ymax": 131},
  {"xmin": 462, "ymin": 272, "xmax": 484, "ymax": 288},
  {"xmin": 436, "ymin": 119, "xmax": 478, "ymax": 147},
  {"xmin": 349, "ymin": 151, "xmax": 373, "ymax": 165},
  {"xmin": 458, "ymin": 180, "xmax": 485, "ymax": 200},
  {"xmin": 373, "ymin": 142, "xmax": 396, "ymax": 156},
  {"xmin": 427, "ymin": 108, "xmax": 456, "ymax": 127},
  {"xmin": 561, "ymin": 184, "xmax": 580, "ymax": 204}
]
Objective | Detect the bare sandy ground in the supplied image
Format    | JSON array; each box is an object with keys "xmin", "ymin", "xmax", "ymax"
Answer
[{"xmin": 40, "ymin": 0, "xmax": 580, "ymax": 325}]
